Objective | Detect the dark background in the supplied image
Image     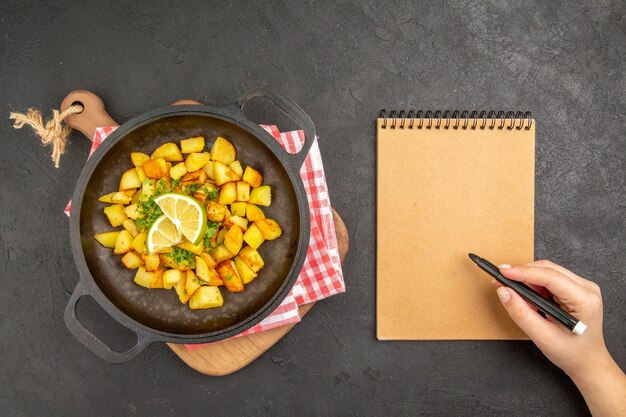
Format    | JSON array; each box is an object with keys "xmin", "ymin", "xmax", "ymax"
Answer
[{"xmin": 1, "ymin": 1, "xmax": 624, "ymax": 416}]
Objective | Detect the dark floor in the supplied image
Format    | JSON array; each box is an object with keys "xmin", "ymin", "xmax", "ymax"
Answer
[{"xmin": 1, "ymin": 1, "xmax": 624, "ymax": 416}]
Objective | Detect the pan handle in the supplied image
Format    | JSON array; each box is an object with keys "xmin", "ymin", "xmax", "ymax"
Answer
[
  {"xmin": 64, "ymin": 281, "xmax": 154, "ymax": 363},
  {"xmin": 237, "ymin": 87, "xmax": 316, "ymax": 174}
]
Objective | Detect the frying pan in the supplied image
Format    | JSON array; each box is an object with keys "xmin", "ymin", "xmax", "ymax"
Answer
[{"xmin": 62, "ymin": 88, "xmax": 314, "ymax": 363}]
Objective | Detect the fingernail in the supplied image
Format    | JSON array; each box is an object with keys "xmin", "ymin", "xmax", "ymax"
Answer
[
  {"xmin": 491, "ymin": 278, "xmax": 496, "ymax": 284},
  {"xmin": 499, "ymin": 264, "xmax": 512, "ymax": 269},
  {"xmin": 497, "ymin": 287, "xmax": 511, "ymax": 304}
]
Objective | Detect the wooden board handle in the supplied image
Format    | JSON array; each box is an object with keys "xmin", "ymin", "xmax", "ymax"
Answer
[{"xmin": 60, "ymin": 90, "xmax": 118, "ymax": 141}]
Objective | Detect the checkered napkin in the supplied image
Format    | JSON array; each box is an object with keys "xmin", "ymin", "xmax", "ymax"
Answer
[{"xmin": 65, "ymin": 125, "xmax": 345, "ymax": 345}]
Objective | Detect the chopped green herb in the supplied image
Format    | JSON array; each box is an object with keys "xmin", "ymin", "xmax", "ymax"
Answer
[
  {"xmin": 200, "ymin": 185, "xmax": 218, "ymax": 201},
  {"xmin": 203, "ymin": 221, "xmax": 221, "ymax": 247},
  {"xmin": 180, "ymin": 183, "xmax": 201, "ymax": 196},
  {"xmin": 135, "ymin": 195, "xmax": 163, "ymax": 232},
  {"xmin": 167, "ymin": 247, "xmax": 196, "ymax": 269},
  {"xmin": 224, "ymin": 275, "xmax": 233, "ymax": 282}
]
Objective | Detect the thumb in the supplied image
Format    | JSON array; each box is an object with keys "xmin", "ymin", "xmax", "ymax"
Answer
[{"xmin": 496, "ymin": 287, "xmax": 558, "ymax": 342}]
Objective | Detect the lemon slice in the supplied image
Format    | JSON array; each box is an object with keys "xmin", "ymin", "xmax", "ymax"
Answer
[
  {"xmin": 146, "ymin": 215, "xmax": 183, "ymax": 253},
  {"xmin": 154, "ymin": 193, "xmax": 207, "ymax": 245}
]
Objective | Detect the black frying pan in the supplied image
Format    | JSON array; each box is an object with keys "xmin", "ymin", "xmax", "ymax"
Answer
[{"xmin": 61, "ymin": 88, "xmax": 314, "ymax": 362}]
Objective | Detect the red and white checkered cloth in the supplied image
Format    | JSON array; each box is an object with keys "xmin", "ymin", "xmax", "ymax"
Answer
[{"xmin": 65, "ymin": 125, "xmax": 345, "ymax": 346}]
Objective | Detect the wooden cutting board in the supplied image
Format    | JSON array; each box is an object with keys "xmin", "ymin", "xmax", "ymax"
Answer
[
  {"xmin": 61, "ymin": 90, "xmax": 349, "ymax": 375},
  {"xmin": 167, "ymin": 208, "xmax": 348, "ymax": 375}
]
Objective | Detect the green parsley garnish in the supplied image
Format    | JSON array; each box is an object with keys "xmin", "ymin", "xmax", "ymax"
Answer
[
  {"xmin": 167, "ymin": 247, "xmax": 196, "ymax": 269},
  {"xmin": 203, "ymin": 221, "xmax": 221, "ymax": 248},
  {"xmin": 135, "ymin": 196, "xmax": 163, "ymax": 232}
]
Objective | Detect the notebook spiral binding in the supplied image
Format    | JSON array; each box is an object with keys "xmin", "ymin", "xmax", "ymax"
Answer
[{"xmin": 379, "ymin": 109, "xmax": 533, "ymax": 130}]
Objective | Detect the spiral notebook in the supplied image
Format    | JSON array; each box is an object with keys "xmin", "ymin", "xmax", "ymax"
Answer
[{"xmin": 377, "ymin": 110, "xmax": 535, "ymax": 340}]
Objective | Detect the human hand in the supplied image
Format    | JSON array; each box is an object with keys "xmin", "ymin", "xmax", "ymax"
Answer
[
  {"xmin": 495, "ymin": 260, "xmax": 609, "ymax": 380},
  {"xmin": 495, "ymin": 260, "xmax": 626, "ymax": 417}
]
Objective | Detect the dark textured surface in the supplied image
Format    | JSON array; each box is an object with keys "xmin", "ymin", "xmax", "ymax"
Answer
[{"xmin": 1, "ymin": 0, "xmax": 624, "ymax": 416}]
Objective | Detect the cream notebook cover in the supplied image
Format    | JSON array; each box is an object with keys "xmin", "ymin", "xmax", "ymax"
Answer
[{"xmin": 376, "ymin": 112, "xmax": 535, "ymax": 340}]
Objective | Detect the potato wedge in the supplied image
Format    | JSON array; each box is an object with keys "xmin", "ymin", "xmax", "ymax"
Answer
[
  {"xmin": 131, "ymin": 152, "xmax": 150, "ymax": 167},
  {"xmin": 142, "ymin": 253, "xmax": 160, "ymax": 271},
  {"xmin": 103, "ymin": 204, "xmax": 127, "ymax": 227},
  {"xmin": 163, "ymin": 269, "xmax": 183, "ymax": 290},
  {"xmin": 210, "ymin": 137, "xmax": 236, "ymax": 165},
  {"xmin": 180, "ymin": 136, "xmax": 205, "ymax": 153},
  {"xmin": 122, "ymin": 219, "xmax": 138, "ymax": 236},
  {"xmin": 142, "ymin": 158, "xmax": 169, "ymax": 179},
  {"xmin": 254, "ymin": 219, "xmax": 283, "ymax": 240},
  {"xmin": 216, "ymin": 227, "xmax": 228, "ymax": 245},
  {"xmin": 245, "ymin": 203, "xmax": 265, "ymax": 221},
  {"xmin": 131, "ymin": 232, "xmax": 147, "ymax": 254},
  {"xmin": 141, "ymin": 179, "xmax": 155, "ymax": 198},
  {"xmin": 195, "ymin": 256, "xmax": 211, "ymax": 282},
  {"xmin": 123, "ymin": 203, "xmax": 139, "ymax": 220},
  {"xmin": 239, "ymin": 246, "xmax": 264, "ymax": 272},
  {"xmin": 181, "ymin": 169, "xmax": 207, "ymax": 184},
  {"xmin": 242, "ymin": 166, "xmax": 263, "ymax": 188},
  {"xmin": 212, "ymin": 245, "xmax": 235, "ymax": 263},
  {"xmin": 135, "ymin": 166, "xmax": 147, "ymax": 183},
  {"xmin": 216, "ymin": 260, "xmax": 244, "ymax": 293},
  {"xmin": 200, "ymin": 252, "xmax": 217, "ymax": 269},
  {"xmin": 169, "ymin": 163, "xmax": 188, "ymax": 180},
  {"xmin": 207, "ymin": 268, "xmax": 223, "ymax": 286},
  {"xmin": 236, "ymin": 181, "xmax": 250, "ymax": 202},
  {"xmin": 218, "ymin": 182, "xmax": 237, "ymax": 205},
  {"xmin": 234, "ymin": 256, "xmax": 257, "ymax": 284},
  {"xmin": 175, "ymin": 273, "xmax": 190, "ymax": 304},
  {"xmin": 119, "ymin": 168, "xmax": 142, "ymax": 191},
  {"xmin": 151, "ymin": 142, "xmax": 183, "ymax": 162},
  {"xmin": 185, "ymin": 152, "xmax": 211, "ymax": 173},
  {"xmin": 94, "ymin": 231, "xmax": 120, "ymax": 248},
  {"xmin": 133, "ymin": 267, "xmax": 154, "ymax": 289},
  {"xmin": 98, "ymin": 192, "xmax": 115, "ymax": 203},
  {"xmin": 213, "ymin": 161, "xmax": 240, "ymax": 186},
  {"xmin": 243, "ymin": 224, "xmax": 265, "ymax": 249},
  {"xmin": 229, "ymin": 160, "xmax": 243, "ymax": 177},
  {"xmin": 189, "ymin": 286, "xmax": 224, "ymax": 309},
  {"xmin": 109, "ymin": 191, "xmax": 133, "ymax": 204},
  {"xmin": 113, "ymin": 230, "xmax": 133, "ymax": 254},
  {"xmin": 206, "ymin": 201, "xmax": 228, "ymax": 222},
  {"xmin": 186, "ymin": 270, "xmax": 202, "ymax": 298},
  {"xmin": 150, "ymin": 268, "xmax": 165, "ymax": 289},
  {"xmin": 249, "ymin": 186, "xmax": 272, "ymax": 206},
  {"xmin": 223, "ymin": 224, "xmax": 243, "ymax": 255},
  {"xmin": 230, "ymin": 202, "xmax": 247, "ymax": 217},
  {"xmin": 121, "ymin": 251, "xmax": 143, "ymax": 269},
  {"xmin": 201, "ymin": 160, "xmax": 214, "ymax": 179},
  {"xmin": 225, "ymin": 215, "xmax": 248, "ymax": 231}
]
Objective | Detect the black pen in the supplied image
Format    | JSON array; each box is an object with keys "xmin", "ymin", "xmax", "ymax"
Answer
[{"xmin": 468, "ymin": 253, "xmax": 587, "ymax": 335}]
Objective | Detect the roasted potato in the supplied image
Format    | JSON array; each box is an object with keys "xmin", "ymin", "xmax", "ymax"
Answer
[
  {"xmin": 177, "ymin": 240, "xmax": 204, "ymax": 255},
  {"xmin": 210, "ymin": 137, "xmax": 236, "ymax": 164},
  {"xmin": 119, "ymin": 168, "xmax": 142, "ymax": 191},
  {"xmin": 213, "ymin": 161, "xmax": 240, "ymax": 186},
  {"xmin": 236, "ymin": 181, "xmax": 250, "ymax": 202},
  {"xmin": 131, "ymin": 152, "xmax": 150, "ymax": 167},
  {"xmin": 242, "ymin": 166, "xmax": 263, "ymax": 187},
  {"xmin": 234, "ymin": 256, "xmax": 257, "ymax": 284},
  {"xmin": 134, "ymin": 267, "xmax": 154, "ymax": 289},
  {"xmin": 218, "ymin": 182, "xmax": 237, "ymax": 205},
  {"xmin": 142, "ymin": 158, "xmax": 169, "ymax": 178},
  {"xmin": 169, "ymin": 163, "xmax": 188, "ymax": 180},
  {"xmin": 103, "ymin": 204, "xmax": 127, "ymax": 227},
  {"xmin": 223, "ymin": 225, "xmax": 243, "ymax": 255},
  {"xmin": 254, "ymin": 219, "xmax": 283, "ymax": 240},
  {"xmin": 216, "ymin": 260, "xmax": 244, "ymax": 293},
  {"xmin": 185, "ymin": 152, "xmax": 211, "ymax": 173},
  {"xmin": 230, "ymin": 202, "xmax": 247, "ymax": 217},
  {"xmin": 113, "ymin": 230, "xmax": 133, "ymax": 254},
  {"xmin": 94, "ymin": 231, "xmax": 120, "ymax": 248},
  {"xmin": 243, "ymin": 224, "xmax": 265, "ymax": 249},
  {"xmin": 239, "ymin": 246, "xmax": 264, "ymax": 272},
  {"xmin": 163, "ymin": 268, "xmax": 183, "ymax": 290},
  {"xmin": 150, "ymin": 268, "xmax": 165, "ymax": 289},
  {"xmin": 249, "ymin": 186, "xmax": 272, "ymax": 206},
  {"xmin": 131, "ymin": 232, "xmax": 147, "ymax": 254},
  {"xmin": 245, "ymin": 203, "xmax": 265, "ymax": 221},
  {"xmin": 180, "ymin": 136, "xmax": 205, "ymax": 153},
  {"xmin": 229, "ymin": 160, "xmax": 243, "ymax": 177},
  {"xmin": 212, "ymin": 245, "xmax": 235, "ymax": 263},
  {"xmin": 151, "ymin": 142, "xmax": 183, "ymax": 162},
  {"xmin": 189, "ymin": 286, "xmax": 224, "ymax": 309},
  {"xmin": 186, "ymin": 270, "xmax": 202, "ymax": 298},
  {"xmin": 142, "ymin": 253, "xmax": 160, "ymax": 271}
]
